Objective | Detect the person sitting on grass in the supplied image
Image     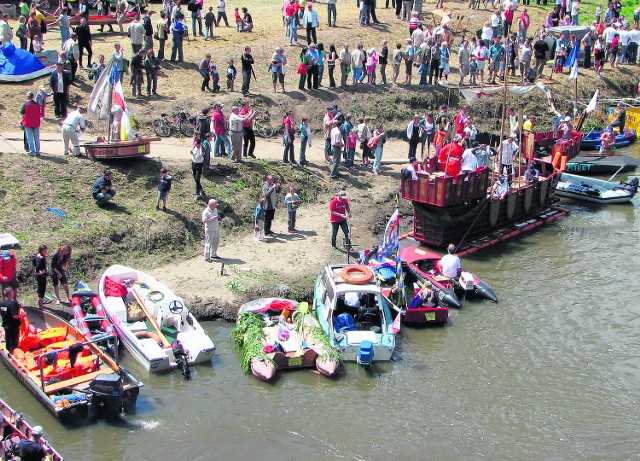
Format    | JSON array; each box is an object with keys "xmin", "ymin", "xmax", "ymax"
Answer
[{"xmin": 92, "ymin": 169, "xmax": 116, "ymax": 206}]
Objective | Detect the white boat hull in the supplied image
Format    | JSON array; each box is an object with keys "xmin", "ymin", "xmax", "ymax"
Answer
[{"xmin": 98, "ymin": 265, "xmax": 215, "ymax": 373}]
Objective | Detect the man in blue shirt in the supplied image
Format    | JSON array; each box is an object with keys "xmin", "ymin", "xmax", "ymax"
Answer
[{"xmin": 306, "ymin": 43, "xmax": 320, "ymax": 89}]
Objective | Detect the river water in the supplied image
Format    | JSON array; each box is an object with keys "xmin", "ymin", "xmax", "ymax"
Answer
[{"xmin": 2, "ymin": 146, "xmax": 639, "ymax": 461}]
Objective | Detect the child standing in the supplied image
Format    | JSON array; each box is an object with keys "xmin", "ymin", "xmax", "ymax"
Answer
[
  {"xmin": 346, "ymin": 128, "xmax": 358, "ymax": 168},
  {"xmin": 226, "ymin": 59, "xmax": 236, "ymax": 91},
  {"xmin": 595, "ymin": 4, "xmax": 602, "ymax": 23},
  {"xmin": 202, "ymin": 132, "xmax": 213, "ymax": 171},
  {"xmin": 297, "ymin": 50, "xmax": 308, "ymax": 90},
  {"xmin": 211, "ymin": 64, "xmax": 220, "ymax": 92},
  {"xmin": 35, "ymin": 86, "xmax": 50, "ymax": 118},
  {"xmin": 156, "ymin": 167, "xmax": 172, "ymax": 210},
  {"xmin": 16, "ymin": 16, "xmax": 28, "ymax": 50},
  {"xmin": 204, "ymin": 6, "xmax": 216, "ymax": 40},
  {"xmin": 254, "ymin": 197, "xmax": 266, "ymax": 241},
  {"xmin": 234, "ymin": 7, "xmax": 242, "ymax": 31},
  {"xmin": 284, "ymin": 186, "xmax": 302, "ymax": 233},
  {"xmin": 469, "ymin": 56, "xmax": 478, "ymax": 85},
  {"xmin": 299, "ymin": 117, "xmax": 311, "ymax": 165}
]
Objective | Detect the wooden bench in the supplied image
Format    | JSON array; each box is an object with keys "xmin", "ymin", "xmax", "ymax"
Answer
[{"xmin": 43, "ymin": 369, "xmax": 114, "ymax": 394}]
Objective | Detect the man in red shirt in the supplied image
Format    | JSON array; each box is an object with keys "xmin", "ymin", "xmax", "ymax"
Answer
[
  {"xmin": 0, "ymin": 250, "xmax": 19, "ymax": 299},
  {"xmin": 21, "ymin": 91, "xmax": 41, "ymax": 157},
  {"xmin": 329, "ymin": 190, "xmax": 351, "ymax": 248},
  {"xmin": 454, "ymin": 106, "xmax": 468, "ymax": 137},
  {"xmin": 211, "ymin": 102, "xmax": 231, "ymax": 158}
]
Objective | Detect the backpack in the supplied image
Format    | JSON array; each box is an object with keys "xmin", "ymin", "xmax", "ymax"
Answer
[
  {"xmin": 367, "ymin": 135, "xmax": 378, "ymax": 149},
  {"xmin": 195, "ymin": 114, "xmax": 211, "ymax": 139},
  {"xmin": 187, "ymin": 0, "xmax": 197, "ymax": 12}
]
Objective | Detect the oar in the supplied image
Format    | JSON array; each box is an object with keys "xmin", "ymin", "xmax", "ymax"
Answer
[
  {"xmin": 607, "ymin": 164, "xmax": 626, "ymax": 182},
  {"xmin": 130, "ymin": 289, "xmax": 171, "ymax": 348}
]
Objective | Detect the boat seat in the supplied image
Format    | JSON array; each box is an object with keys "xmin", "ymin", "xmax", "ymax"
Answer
[
  {"xmin": 106, "ymin": 296, "xmax": 127, "ymax": 323},
  {"xmin": 139, "ymin": 338, "xmax": 165, "ymax": 357},
  {"xmin": 126, "ymin": 321, "xmax": 147, "ymax": 332},
  {"xmin": 44, "ymin": 369, "xmax": 112, "ymax": 394}
]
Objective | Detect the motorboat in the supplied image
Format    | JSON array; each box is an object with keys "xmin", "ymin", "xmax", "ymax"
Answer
[
  {"xmin": 313, "ymin": 264, "xmax": 398, "ymax": 365},
  {"xmin": 0, "ymin": 306, "xmax": 142, "ymax": 423},
  {"xmin": 400, "ymin": 247, "xmax": 498, "ymax": 304},
  {"xmin": 556, "ymin": 173, "xmax": 639, "ymax": 204},
  {"xmin": 98, "ymin": 265, "xmax": 215, "ymax": 378},
  {"xmin": 232, "ymin": 298, "xmax": 339, "ymax": 381}
]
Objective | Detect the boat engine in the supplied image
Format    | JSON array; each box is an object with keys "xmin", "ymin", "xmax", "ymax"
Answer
[
  {"xmin": 357, "ymin": 340, "xmax": 374, "ymax": 366},
  {"xmin": 458, "ymin": 272, "xmax": 475, "ymax": 292},
  {"xmin": 172, "ymin": 340, "xmax": 191, "ymax": 380},
  {"xmin": 89, "ymin": 373, "xmax": 124, "ymax": 416}
]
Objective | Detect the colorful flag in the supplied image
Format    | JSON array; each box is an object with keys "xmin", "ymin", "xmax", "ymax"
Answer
[
  {"xmin": 569, "ymin": 60, "xmax": 579, "ymax": 81},
  {"xmin": 87, "ymin": 61, "xmax": 114, "ymax": 121},
  {"xmin": 113, "ymin": 79, "xmax": 133, "ymax": 141},
  {"xmin": 377, "ymin": 210, "xmax": 400, "ymax": 258},
  {"xmin": 565, "ymin": 43, "xmax": 579, "ymax": 68}
]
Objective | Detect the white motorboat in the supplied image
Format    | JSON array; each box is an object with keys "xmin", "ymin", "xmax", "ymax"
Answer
[
  {"xmin": 98, "ymin": 265, "xmax": 215, "ymax": 376},
  {"xmin": 556, "ymin": 173, "xmax": 639, "ymax": 204},
  {"xmin": 313, "ymin": 264, "xmax": 398, "ymax": 365}
]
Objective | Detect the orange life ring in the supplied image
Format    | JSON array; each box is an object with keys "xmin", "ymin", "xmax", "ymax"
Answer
[
  {"xmin": 134, "ymin": 331, "xmax": 162, "ymax": 346},
  {"xmin": 340, "ymin": 265, "xmax": 374, "ymax": 284}
]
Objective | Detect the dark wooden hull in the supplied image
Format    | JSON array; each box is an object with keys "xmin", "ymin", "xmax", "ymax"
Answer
[
  {"xmin": 566, "ymin": 155, "xmax": 640, "ymax": 175},
  {"xmin": 82, "ymin": 138, "xmax": 160, "ymax": 159},
  {"xmin": 411, "ymin": 174, "xmax": 561, "ymax": 248}
]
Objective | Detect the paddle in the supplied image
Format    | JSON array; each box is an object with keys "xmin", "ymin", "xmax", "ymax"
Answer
[
  {"xmin": 130, "ymin": 289, "xmax": 171, "ymax": 348},
  {"xmin": 606, "ymin": 165, "xmax": 626, "ymax": 182}
]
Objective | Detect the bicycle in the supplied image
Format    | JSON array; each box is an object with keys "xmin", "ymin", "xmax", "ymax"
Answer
[
  {"xmin": 152, "ymin": 109, "xmax": 195, "ymax": 137},
  {"xmin": 254, "ymin": 116, "xmax": 275, "ymax": 138}
]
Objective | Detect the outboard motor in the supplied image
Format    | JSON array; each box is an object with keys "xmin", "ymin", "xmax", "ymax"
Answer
[
  {"xmin": 458, "ymin": 272, "xmax": 475, "ymax": 292},
  {"xmin": 172, "ymin": 340, "xmax": 191, "ymax": 380},
  {"xmin": 90, "ymin": 373, "xmax": 124, "ymax": 416},
  {"xmin": 357, "ymin": 340, "xmax": 374, "ymax": 366}
]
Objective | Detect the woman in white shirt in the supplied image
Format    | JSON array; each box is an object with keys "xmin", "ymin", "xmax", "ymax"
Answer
[{"xmin": 481, "ymin": 21, "xmax": 493, "ymax": 46}]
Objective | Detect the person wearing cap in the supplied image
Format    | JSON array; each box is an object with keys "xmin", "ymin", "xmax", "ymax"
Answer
[
  {"xmin": 21, "ymin": 91, "xmax": 41, "ymax": 157},
  {"xmin": 329, "ymin": 191, "xmax": 351, "ymax": 248},
  {"xmin": 61, "ymin": 105, "xmax": 86, "ymax": 156},
  {"xmin": 492, "ymin": 174, "xmax": 509, "ymax": 199},
  {"xmin": 92, "ymin": 169, "xmax": 116, "ymax": 206},
  {"xmin": 301, "ymin": 2, "xmax": 318, "ymax": 45},
  {"xmin": 17, "ymin": 425, "xmax": 46, "ymax": 461},
  {"xmin": 1, "ymin": 287, "xmax": 25, "ymax": 354},
  {"xmin": 0, "ymin": 251, "xmax": 19, "ymax": 298},
  {"xmin": 524, "ymin": 162, "xmax": 539, "ymax": 184},
  {"xmin": 229, "ymin": 105, "xmax": 255, "ymax": 162},
  {"xmin": 261, "ymin": 175, "xmax": 281, "ymax": 236},
  {"xmin": 211, "ymin": 103, "xmax": 231, "ymax": 158},
  {"xmin": 202, "ymin": 199, "xmax": 221, "ymax": 260},
  {"xmin": 498, "ymin": 134, "xmax": 519, "ymax": 184}
]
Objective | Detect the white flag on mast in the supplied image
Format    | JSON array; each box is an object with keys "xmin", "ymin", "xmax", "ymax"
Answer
[
  {"xmin": 87, "ymin": 61, "xmax": 114, "ymax": 121},
  {"xmin": 585, "ymin": 89, "xmax": 599, "ymax": 113}
]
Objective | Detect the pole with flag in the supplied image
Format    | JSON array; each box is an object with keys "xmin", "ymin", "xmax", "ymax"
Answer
[{"xmin": 566, "ymin": 43, "xmax": 580, "ymax": 116}]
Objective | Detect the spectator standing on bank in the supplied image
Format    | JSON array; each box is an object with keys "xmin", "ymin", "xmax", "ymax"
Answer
[
  {"xmin": 217, "ymin": 0, "xmax": 229, "ymax": 27},
  {"xmin": 50, "ymin": 245, "xmax": 72, "ymax": 304},
  {"xmin": 143, "ymin": 10, "xmax": 154, "ymax": 52},
  {"xmin": 202, "ymin": 199, "xmax": 221, "ymax": 260},
  {"xmin": 228, "ymin": 104, "xmax": 255, "ymax": 162},
  {"xmin": 33, "ymin": 245, "xmax": 48, "ymax": 309},
  {"xmin": 156, "ymin": 11, "xmax": 169, "ymax": 60},
  {"xmin": 239, "ymin": 101, "xmax": 257, "ymax": 158},
  {"xmin": 254, "ymin": 197, "xmax": 266, "ymax": 241},
  {"xmin": 261, "ymin": 175, "xmax": 281, "ymax": 236},
  {"xmin": 145, "ymin": 48, "xmax": 160, "ymax": 96},
  {"xmin": 302, "ymin": 3, "xmax": 319, "ymax": 45},
  {"xmin": 156, "ymin": 167, "xmax": 172, "ymax": 210},
  {"xmin": 128, "ymin": 14, "xmax": 145, "ymax": 54},
  {"xmin": 329, "ymin": 190, "xmax": 351, "ymax": 248},
  {"xmin": 330, "ymin": 119, "xmax": 343, "ymax": 178},
  {"xmin": 170, "ymin": 17, "xmax": 184, "ymax": 62},
  {"xmin": 21, "ymin": 91, "xmax": 41, "ymax": 157},
  {"xmin": 299, "ymin": 117, "xmax": 311, "ymax": 165},
  {"xmin": 282, "ymin": 110, "xmax": 296, "ymax": 165},
  {"xmin": 191, "ymin": 138, "xmax": 205, "ymax": 199},
  {"xmin": 61, "ymin": 105, "xmax": 86, "ymax": 156},
  {"xmin": 284, "ymin": 186, "xmax": 302, "ymax": 232},
  {"xmin": 211, "ymin": 102, "xmax": 231, "ymax": 157},
  {"xmin": 241, "ymin": 46, "xmax": 254, "ymax": 96},
  {"xmin": 204, "ymin": 7, "xmax": 216, "ymax": 40}
]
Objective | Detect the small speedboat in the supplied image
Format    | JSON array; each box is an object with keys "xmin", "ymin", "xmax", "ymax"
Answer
[
  {"xmin": 556, "ymin": 173, "xmax": 639, "ymax": 204},
  {"xmin": 580, "ymin": 129, "xmax": 636, "ymax": 151},
  {"xmin": 313, "ymin": 264, "xmax": 398, "ymax": 365},
  {"xmin": 400, "ymin": 247, "xmax": 498, "ymax": 305},
  {"xmin": 98, "ymin": 265, "xmax": 215, "ymax": 378},
  {"xmin": 232, "ymin": 298, "xmax": 340, "ymax": 381},
  {"xmin": 0, "ymin": 306, "xmax": 142, "ymax": 423}
]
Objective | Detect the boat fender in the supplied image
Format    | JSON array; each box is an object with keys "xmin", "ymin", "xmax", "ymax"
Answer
[
  {"xmin": 340, "ymin": 265, "xmax": 374, "ymax": 284},
  {"xmin": 552, "ymin": 151, "xmax": 562, "ymax": 170}
]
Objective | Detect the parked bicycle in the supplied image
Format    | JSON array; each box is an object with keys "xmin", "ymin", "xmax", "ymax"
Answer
[
  {"xmin": 254, "ymin": 116, "xmax": 275, "ymax": 139},
  {"xmin": 152, "ymin": 110, "xmax": 195, "ymax": 137}
]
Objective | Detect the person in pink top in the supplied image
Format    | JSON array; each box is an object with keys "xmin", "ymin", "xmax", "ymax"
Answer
[
  {"xmin": 211, "ymin": 102, "xmax": 231, "ymax": 157},
  {"xmin": 239, "ymin": 101, "xmax": 256, "ymax": 158}
]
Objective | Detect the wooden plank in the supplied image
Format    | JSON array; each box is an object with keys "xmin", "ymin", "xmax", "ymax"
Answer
[
  {"xmin": 43, "ymin": 369, "xmax": 113, "ymax": 394},
  {"xmin": 130, "ymin": 289, "xmax": 171, "ymax": 348}
]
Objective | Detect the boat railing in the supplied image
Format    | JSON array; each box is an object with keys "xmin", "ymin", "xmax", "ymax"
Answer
[
  {"xmin": 401, "ymin": 167, "xmax": 490, "ymax": 207},
  {"xmin": 37, "ymin": 334, "xmax": 120, "ymax": 391},
  {"xmin": 524, "ymin": 131, "xmax": 583, "ymax": 163}
]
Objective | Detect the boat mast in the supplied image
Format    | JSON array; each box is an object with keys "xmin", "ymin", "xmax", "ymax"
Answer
[
  {"xmin": 496, "ymin": 24, "xmax": 511, "ymax": 177},
  {"xmin": 106, "ymin": 73, "xmax": 114, "ymax": 142}
]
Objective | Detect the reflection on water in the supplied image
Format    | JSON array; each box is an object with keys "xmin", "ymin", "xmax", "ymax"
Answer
[{"xmin": 1, "ymin": 148, "xmax": 638, "ymax": 461}]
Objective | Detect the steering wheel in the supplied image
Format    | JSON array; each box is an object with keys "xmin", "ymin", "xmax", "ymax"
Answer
[{"xmin": 169, "ymin": 300, "xmax": 184, "ymax": 314}]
